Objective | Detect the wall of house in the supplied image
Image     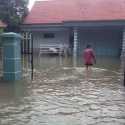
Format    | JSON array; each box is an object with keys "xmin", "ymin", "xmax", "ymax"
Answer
[
  {"xmin": 78, "ymin": 29, "xmax": 122, "ymax": 56},
  {"xmin": 32, "ymin": 27, "xmax": 122, "ymax": 56},
  {"xmin": 33, "ymin": 30, "xmax": 70, "ymax": 51}
]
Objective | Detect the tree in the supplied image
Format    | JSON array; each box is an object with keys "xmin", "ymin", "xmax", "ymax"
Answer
[{"xmin": 0, "ymin": 0, "xmax": 29, "ymax": 31}]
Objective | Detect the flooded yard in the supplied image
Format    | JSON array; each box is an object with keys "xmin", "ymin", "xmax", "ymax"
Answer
[{"xmin": 0, "ymin": 56, "xmax": 125, "ymax": 125}]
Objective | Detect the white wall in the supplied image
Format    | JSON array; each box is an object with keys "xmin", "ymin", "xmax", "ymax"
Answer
[{"xmin": 33, "ymin": 30, "xmax": 70, "ymax": 49}]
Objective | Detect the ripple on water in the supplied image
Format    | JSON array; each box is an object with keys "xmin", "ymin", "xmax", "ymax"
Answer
[{"xmin": 0, "ymin": 63, "xmax": 125, "ymax": 125}]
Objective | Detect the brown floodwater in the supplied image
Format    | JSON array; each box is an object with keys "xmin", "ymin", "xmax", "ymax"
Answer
[{"xmin": 0, "ymin": 56, "xmax": 125, "ymax": 125}]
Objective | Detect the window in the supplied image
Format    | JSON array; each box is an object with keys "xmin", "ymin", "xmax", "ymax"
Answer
[{"xmin": 43, "ymin": 33, "xmax": 55, "ymax": 38}]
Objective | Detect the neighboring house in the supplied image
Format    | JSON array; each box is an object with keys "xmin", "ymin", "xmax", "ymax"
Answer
[
  {"xmin": 0, "ymin": 20, "xmax": 6, "ymax": 70},
  {"xmin": 21, "ymin": 0, "xmax": 125, "ymax": 57},
  {"xmin": 0, "ymin": 20, "xmax": 6, "ymax": 47},
  {"xmin": 0, "ymin": 20, "xmax": 6, "ymax": 33}
]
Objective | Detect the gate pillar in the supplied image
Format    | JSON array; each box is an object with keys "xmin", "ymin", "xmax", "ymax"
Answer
[{"xmin": 1, "ymin": 32, "xmax": 22, "ymax": 80}]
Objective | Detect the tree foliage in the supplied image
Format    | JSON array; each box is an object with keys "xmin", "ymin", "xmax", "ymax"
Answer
[{"xmin": 0, "ymin": 0, "xmax": 29, "ymax": 31}]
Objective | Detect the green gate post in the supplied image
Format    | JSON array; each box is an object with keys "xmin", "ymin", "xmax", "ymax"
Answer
[{"xmin": 1, "ymin": 32, "xmax": 22, "ymax": 80}]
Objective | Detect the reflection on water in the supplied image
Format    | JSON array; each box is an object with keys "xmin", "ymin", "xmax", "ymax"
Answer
[{"xmin": 0, "ymin": 56, "xmax": 125, "ymax": 125}]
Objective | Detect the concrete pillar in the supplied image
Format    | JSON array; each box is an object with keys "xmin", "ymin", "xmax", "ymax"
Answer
[
  {"xmin": 121, "ymin": 28, "xmax": 125, "ymax": 86},
  {"xmin": 73, "ymin": 27, "xmax": 78, "ymax": 67},
  {"xmin": 73, "ymin": 28, "xmax": 78, "ymax": 58},
  {"xmin": 1, "ymin": 32, "xmax": 22, "ymax": 80},
  {"xmin": 121, "ymin": 28, "xmax": 125, "ymax": 57}
]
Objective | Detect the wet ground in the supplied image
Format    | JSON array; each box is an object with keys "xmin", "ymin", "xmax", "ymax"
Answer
[{"xmin": 0, "ymin": 56, "xmax": 125, "ymax": 125}]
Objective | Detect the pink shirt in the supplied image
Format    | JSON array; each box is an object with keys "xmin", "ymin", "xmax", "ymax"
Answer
[{"xmin": 83, "ymin": 48, "xmax": 95, "ymax": 64}]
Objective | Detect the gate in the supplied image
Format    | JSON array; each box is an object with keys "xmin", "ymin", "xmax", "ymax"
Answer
[{"xmin": 21, "ymin": 32, "xmax": 34, "ymax": 80}]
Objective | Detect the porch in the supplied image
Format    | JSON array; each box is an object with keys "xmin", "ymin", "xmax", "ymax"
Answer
[{"xmin": 21, "ymin": 21, "xmax": 125, "ymax": 58}]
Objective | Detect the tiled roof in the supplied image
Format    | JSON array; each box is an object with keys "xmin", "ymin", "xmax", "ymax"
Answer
[
  {"xmin": 24, "ymin": 0, "xmax": 125, "ymax": 24},
  {"xmin": 0, "ymin": 20, "xmax": 6, "ymax": 28}
]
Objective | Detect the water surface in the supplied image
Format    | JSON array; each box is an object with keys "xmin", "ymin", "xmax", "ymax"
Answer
[{"xmin": 0, "ymin": 56, "xmax": 125, "ymax": 125}]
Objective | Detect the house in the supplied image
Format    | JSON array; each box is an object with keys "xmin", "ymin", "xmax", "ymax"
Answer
[
  {"xmin": 0, "ymin": 20, "xmax": 6, "ymax": 33},
  {"xmin": 21, "ymin": 0, "xmax": 125, "ymax": 57},
  {"xmin": 0, "ymin": 20, "xmax": 6, "ymax": 47},
  {"xmin": 0, "ymin": 20, "xmax": 6, "ymax": 71}
]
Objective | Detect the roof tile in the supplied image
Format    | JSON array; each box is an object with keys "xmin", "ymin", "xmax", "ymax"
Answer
[{"xmin": 24, "ymin": 0, "xmax": 125, "ymax": 24}]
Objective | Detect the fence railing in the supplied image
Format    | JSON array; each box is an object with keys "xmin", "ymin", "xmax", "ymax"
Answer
[
  {"xmin": 39, "ymin": 44, "xmax": 69, "ymax": 57},
  {"xmin": 21, "ymin": 32, "xmax": 34, "ymax": 80}
]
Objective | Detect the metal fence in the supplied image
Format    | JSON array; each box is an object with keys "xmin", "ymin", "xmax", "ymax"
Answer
[{"xmin": 21, "ymin": 32, "xmax": 34, "ymax": 80}]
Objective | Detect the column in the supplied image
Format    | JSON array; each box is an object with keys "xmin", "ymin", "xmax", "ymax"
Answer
[
  {"xmin": 121, "ymin": 29, "xmax": 125, "ymax": 69},
  {"xmin": 121, "ymin": 28, "xmax": 125, "ymax": 57},
  {"xmin": 2, "ymin": 32, "xmax": 22, "ymax": 80},
  {"xmin": 73, "ymin": 27, "xmax": 78, "ymax": 67},
  {"xmin": 121, "ymin": 28, "xmax": 125, "ymax": 85}
]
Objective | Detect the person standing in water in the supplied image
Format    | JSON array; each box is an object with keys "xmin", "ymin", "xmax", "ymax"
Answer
[{"xmin": 83, "ymin": 44, "xmax": 96, "ymax": 79}]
